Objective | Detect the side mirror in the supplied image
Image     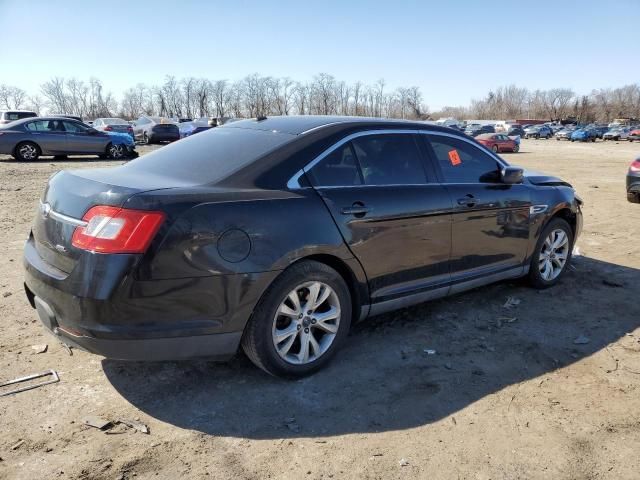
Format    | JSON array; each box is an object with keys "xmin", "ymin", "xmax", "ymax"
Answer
[{"xmin": 501, "ymin": 166, "xmax": 524, "ymax": 184}]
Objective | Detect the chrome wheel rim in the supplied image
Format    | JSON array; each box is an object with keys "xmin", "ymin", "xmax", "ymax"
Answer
[
  {"xmin": 19, "ymin": 144, "xmax": 37, "ymax": 160},
  {"xmin": 539, "ymin": 229, "xmax": 569, "ymax": 281},
  {"xmin": 272, "ymin": 281, "xmax": 341, "ymax": 365},
  {"xmin": 109, "ymin": 144, "xmax": 124, "ymax": 158}
]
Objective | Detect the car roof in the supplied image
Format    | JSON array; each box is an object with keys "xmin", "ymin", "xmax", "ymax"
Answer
[
  {"xmin": 475, "ymin": 133, "xmax": 496, "ymax": 139},
  {"xmin": 221, "ymin": 115, "xmax": 446, "ymax": 136},
  {"xmin": 4, "ymin": 116, "xmax": 82, "ymax": 125}
]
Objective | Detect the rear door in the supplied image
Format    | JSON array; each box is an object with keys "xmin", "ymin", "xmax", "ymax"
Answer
[
  {"xmin": 24, "ymin": 119, "xmax": 68, "ymax": 153},
  {"xmin": 305, "ymin": 131, "xmax": 452, "ymax": 303},
  {"xmin": 422, "ymin": 133, "xmax": 531, "ymax": 285},
  {"xmin": 64, "ymin": 121, "xmax": 109, "ymax": 154}
]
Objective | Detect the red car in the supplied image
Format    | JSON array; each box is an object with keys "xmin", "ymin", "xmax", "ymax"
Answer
[
  {"xmin": 628, "ymin": 129, "xmax": 640, "ymax": 142},
  {"xmin": 476, "ymin": 133, "xmax": 519, "ymax": 153}
]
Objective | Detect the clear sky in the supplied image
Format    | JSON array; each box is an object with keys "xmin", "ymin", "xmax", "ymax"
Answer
[{"xmin": 0, "ymin": 0, "xmax": 638, "ymax": 110}]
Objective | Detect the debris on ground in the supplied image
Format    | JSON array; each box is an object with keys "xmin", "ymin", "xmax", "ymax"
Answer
[
  {"xmin": 118, "ymin": 419, "xmax": 150, "ymax": 434},
  {"xmin": 60, "ymin": 342, "xmax": 73, "ymax": 356},
  {"xmin": 503, "ymin": 297, "xmax": 521, "ymax": 308},
  {"xmin": 573, "ymin": 335, "xmax": 591, "ymax": 345},
  {"xmin": 2, "ymin": 292, "xmax": 11, "ymax": 298},
  {"xmin": 0, "ymin": 370, "xmax": 59, "ymax": 397},
  {"xmin": 31, "ymin": 344, "xmax": 48, "ymax": 354},
  {"xmin": 399, "ymin": 458, "xmax": 409, "ymax": 467},
  {"xmin": 84, "ymin": 416, "xmax": 112, "ymax": 430},
  {"xmin": 10, "ymin": 440, "xmax": 25, "ymax": 450}
]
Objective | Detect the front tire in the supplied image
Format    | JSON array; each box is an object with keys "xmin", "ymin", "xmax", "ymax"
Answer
[
  {"xmin": 513, "ymin": 144, "xmax": 519, "ymax": 153},
  {"xmin": 143, "ymin": 132, "xmax": 151, "ymax": 145},
  {"xmin": 107, "ymin": 142, "xmax": 126, "ymax": 159},
  {"xmin": 241, "ymin": 260, "xmax": 352, "ymax": 378},
  {"xmin": 14, "ymin": 142, "xmax": 40, "ymax": 161},
  {"xmin": 492, "ymin": 145, "xmax": 499, "ymax": 153},
  {"xmin": 528, "ymin": 218, "xmax": 573, "ymax": 289}
]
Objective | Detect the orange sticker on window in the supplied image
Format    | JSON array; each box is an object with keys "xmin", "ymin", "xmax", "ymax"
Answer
[{"xmin": 448, "ymin": 149, "xmax": 461, "ymax": 166}]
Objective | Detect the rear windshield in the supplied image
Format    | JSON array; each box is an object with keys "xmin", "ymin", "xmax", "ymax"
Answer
[
  {"xmin": 104, "ymin": 118, "xmax": 128, "ymax": 125},
  {"xmin": 3, "ymin": 111, "xmax": 36, "ymax": 121},
  {"xmin": 121, "ymin": 126, "xmax": 294, "ymax": 184}
]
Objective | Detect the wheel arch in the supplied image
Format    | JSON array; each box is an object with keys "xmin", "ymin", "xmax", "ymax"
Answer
[{"xmin": 548, "ymin": 206, "xmax": 577, "ymax": 238}]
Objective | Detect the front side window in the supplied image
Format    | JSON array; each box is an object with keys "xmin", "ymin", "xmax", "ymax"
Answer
[
  {"xmin": 427, "ymin": 135, "xmax": 501, "ymax": 184},
  {"xmin": 63, "ymin": 121, "xmax": 89, "ymax": 133}
]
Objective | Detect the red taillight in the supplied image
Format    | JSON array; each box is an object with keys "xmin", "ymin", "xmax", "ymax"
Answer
[
  {"xmin": 104, "ymin": 125, "xmax": 113, "ymax": 131},
  {"xmin": 71, "ymin": 206, "xmax": 165, "ymax": 254},
  {"xmin": 630, "ymin": 160, "xmax": 640, "ymax": 173}
]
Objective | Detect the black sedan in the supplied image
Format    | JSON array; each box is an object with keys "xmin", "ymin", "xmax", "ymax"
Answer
[
  {"xmin": 627, "ymin": 157, "xmax": 640, "ymax": 203},
  {"xmin": 0, "ymin": 117, "xmax": 137, "ymax": 161},
  {"xmin": 24, "ymin": 116, "xmax": 583, "ymax": 377},
  {"xmin": 132, "ymin": 116, "xmax": 180, "ymax": 144}
]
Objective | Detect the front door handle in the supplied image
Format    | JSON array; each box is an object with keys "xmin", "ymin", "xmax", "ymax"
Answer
[
  {"xmin": 457, "ymin": 194, "xmax": 476, "ymax": 207},
  {"xmin": 341, "ymin": 202, "xmax": 370, "ymax": 217}
]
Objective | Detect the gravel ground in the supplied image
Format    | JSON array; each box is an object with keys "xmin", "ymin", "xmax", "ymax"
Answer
[{"xmin": 0, "ymin": 139, "xmax": 639, "ymax": 480}]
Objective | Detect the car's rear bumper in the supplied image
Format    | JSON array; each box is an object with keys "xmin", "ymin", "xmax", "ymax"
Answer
[
  {"xmin": 23, "ymin": 236, "xmax": 278, "ymax": 361},
  {"xmin": 150, "ymin": 132, "xmax": 180, "ymax": 142},
  {"xmin": 28, "ymin": 291, "xmax": 241, "ymax": 361}
]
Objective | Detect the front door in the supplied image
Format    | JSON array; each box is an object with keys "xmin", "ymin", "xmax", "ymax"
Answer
[
  {"xmin": 422, "ymin": 133, "xmax": 531, "ymax": 283},
  {"xmin": 63, "ymin": 121, "xmax": 109, "ymax": 154},
  {"xmin": 305, "ymin": 132, "xmax": 452, "ymax": 303}
]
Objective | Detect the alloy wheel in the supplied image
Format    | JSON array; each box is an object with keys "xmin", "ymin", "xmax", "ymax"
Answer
[
  {"xmin": 19, "ymin": 144, "xmax": 37, "ymax": 160},
  {"xmin": 539, "ymin": 229, "xmax": 569, "ymax": 281},
  {"xmin": 272, "ymin": 281, "xmax": 341, "ymax": 365},
  {"xmin": 109, "ymin": 144, "xmax": 125, "ymax": 159}
]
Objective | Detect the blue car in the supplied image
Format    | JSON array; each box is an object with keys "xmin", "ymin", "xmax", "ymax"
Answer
[
  {"xmin": 105, "ymin": 131, "xmax": 138, "ymax": 158},
  {"xmin": 570, "ymin": 128, "xmax": 597, "ymax": 142}
]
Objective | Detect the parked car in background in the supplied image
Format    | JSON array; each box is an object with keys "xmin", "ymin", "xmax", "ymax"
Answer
[
  {"xmin": 178, "ymin": 118, "xmax": 213, "ymax": 138},
  {"xmin": 628, "ymin": 128, "xmax": 640, "ymax": 142},
  {"xmin": 591, "ymin": 125, "xmax": 610, "ymax": 138},
  {"xmin": 23, "ymin": 116, "xmax": 582, "ymax": 377},
  {"xmin": 507, "ymin": 125, "xmax": 525, "ymax": 137},
  {"xmin": 570, "ymin": 128, "xmax": 597, "ymax": 142},
  {"xmin": 93, "ymin": 118, "xmax": 134, "ymax": 138},
  {"xmin": 132, "ymin": 116, "xmax": 180, "ymax": 144},
  {"xmin": 555, "ymin": 127, "xmax": 576, "ymax": 140},
  {"xmin": 50, "ymin": 114, "xmax": 83, "ymax": 122},
  {"xmin": 524, "ymin": 125, "xmax": 553, "ymax": 139},
  {"xmin": 603, "ymin": 127, "xmax": 632, "ymax": 141},
  {"xmin": 627, "ymin": 157, "xmax": 640, "ymax": 203},
  {"xmin": 0, "ymin": 110, "xmax": 37, "ymax": 125},
  {"xmin": 475, "ymin": 133, "xmax": 519, "ymax": 153},
  {"xmin": 0, "ymin": 117, "xmax": 136, "ymax": 161},
  {"xmin": 465, "ymin": 124, "xmax": 495, "ymax": 137}
]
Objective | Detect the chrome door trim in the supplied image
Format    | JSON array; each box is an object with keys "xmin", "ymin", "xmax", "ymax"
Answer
[{"xmin": 286, "ymin": 128, "xmax": 508, "ymax": 190}]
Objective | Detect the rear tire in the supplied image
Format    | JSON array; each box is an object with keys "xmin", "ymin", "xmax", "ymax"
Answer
[
  {"xmin": 241, "ymin": 260, "xmax": 352, "ymax": 378},
  {"xmin": 143, "ymin": 132, "xmax": 151, "ymax": 145},
  {"xmin": 528, "ymin": 218, "xmax": 573, "ymax": 289},
  {"xmin": 14, "ymin": 142, "xmax": 40, "ymax": 161},
  {"xmin": 513, "ymin": 144, "xmax": 519, "ymax": 153},
  {"xmin": 492, "ymin": 145, "xmax": 499, "ymax": 153}
]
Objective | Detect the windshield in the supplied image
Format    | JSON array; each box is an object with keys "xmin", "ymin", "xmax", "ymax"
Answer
[
  {"xmin": 104, "ymin": 118, "xmax": 128, "ymax": 125},
  {"xmin": 120, "ymin": 126, "xmax": 294, "ymax": 184}
]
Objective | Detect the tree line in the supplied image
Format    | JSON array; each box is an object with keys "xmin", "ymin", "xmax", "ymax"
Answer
[{"xmin": 1, "ymin": 74, "xmax": 639, "ymax": 123}]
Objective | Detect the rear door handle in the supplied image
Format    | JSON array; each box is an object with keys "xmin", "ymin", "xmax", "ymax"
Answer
[{"xmin": 341, "ymin": 202, "xmax": 370, "ymax": 217}]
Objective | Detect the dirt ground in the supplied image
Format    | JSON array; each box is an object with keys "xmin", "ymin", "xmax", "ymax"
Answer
[{"xmin": 1, "ymin": 138, "xmax": 639, "ymax": 480}]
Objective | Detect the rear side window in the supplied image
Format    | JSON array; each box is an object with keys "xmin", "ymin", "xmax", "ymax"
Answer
[
  {"xmin": 351, "ymin": 134, "xmax": 426, "ymax": 186},
  {"xmin": 121, "ymin": 126, "xmax": 294, "ymax": 184},
  {"xmin": 426, "ymin": 135, "xmax": 501, "ymax": 183},
  {"xmin": 308, "ymin": 133, "xmax": 427, "ymax": 187},
  {"xmin": 309, "ymin": 143, "xmax": 363, "ymax": 187},
  {"xmin": 26, "ymin": 120, "xmax": 64, "ymax": 132}
]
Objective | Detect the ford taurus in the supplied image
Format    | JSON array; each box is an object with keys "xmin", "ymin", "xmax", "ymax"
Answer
[{"xmin": 23, "ymin": 116, "xmax": 583, "ymax": 377}]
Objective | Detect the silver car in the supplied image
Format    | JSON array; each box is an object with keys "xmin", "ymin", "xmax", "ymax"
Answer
[
  {"xmin": 0, "ymin": 117, "xmax": 136, "ymax": 161},
  {"xmin": 603, "ymin": 127, "xmax": 632, "ymax": 141},
  {"xmin": 92, "ymin": 118, "xmax": 134, "ymax": 138}
]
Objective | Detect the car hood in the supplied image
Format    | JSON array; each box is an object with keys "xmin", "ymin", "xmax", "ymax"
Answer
[{"xmin": 523, "ymin": 169, "xmax": 572, "ymax": 188}]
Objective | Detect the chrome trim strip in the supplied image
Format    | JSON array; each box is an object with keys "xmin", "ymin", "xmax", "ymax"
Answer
[
  {"xmin": 530, "ymin": 204, "xmax": 548, "ymax": 215},
  {"xmin": 286, "ymin": 128, "xmax": 508, "ymax": 190},
  {"xmin": 40, "ymin": 201, "xmax": 87, "ymax": 227}
]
